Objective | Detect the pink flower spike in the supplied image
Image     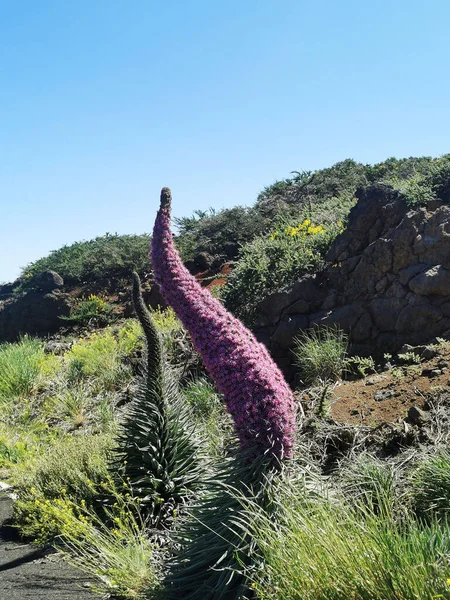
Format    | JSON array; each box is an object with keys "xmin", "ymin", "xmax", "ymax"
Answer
[{"xmin": 151, "ymin": 187, "xmax": 296, "ymax": 460}]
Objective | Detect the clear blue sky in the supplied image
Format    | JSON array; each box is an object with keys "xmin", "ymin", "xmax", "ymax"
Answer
[{"xmin": 1, "ymin": 0, "xmax": 449, "ymax": 283}]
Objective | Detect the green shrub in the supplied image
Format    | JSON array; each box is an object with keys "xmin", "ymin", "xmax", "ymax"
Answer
[
  {"xmin": 223, "ymin": 219, "xmax": 339, "ymax": 325},
  {"xmin": 175, "ymin": 206, "xmax": 268, "ymax": 260},
  {"xmin": 293, "ymin": 326, "xmax": 348, "ymax": 386},
  {"xmin": 0, "ymin": 337, "xmax": 58, "ymax": 400},
  {"xmin": 409, "ymin": 448, "xmax": 450, "ymax": 520},
  {"xmin": 12, "ymin": 434, "xmax": 112, "ymax": 542},
  {"xmin": 428, "ymin": 154, "xmax": 450, "ymax": 203},
  {"xmin": 117, "ymin": 319, "xmax": 144, "ymax": 356},
  {"xmin": 61, "ymin": 294, "xmax": 114, "ymax": 325},
  {"xmin": 19, "ymin": 233, "xmax": 151, "ymax": 288}
]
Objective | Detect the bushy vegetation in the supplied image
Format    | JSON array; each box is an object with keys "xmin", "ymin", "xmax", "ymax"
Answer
[
  {"xmin": 61, "ymin": 294, "xmax": 114, "ymax": 325},
  {"xmin": 0, "ymin": 336, "xmax": 58, "ymax": 399},
  {"xmin": 223, "ymin": 218, "xmax": 342, "ymax": 324},
  {"xmin": 19, "ymin": 232, "xmax": 151, "ymax": 288},
  {"xmin": 12, "ymin": 434, "xmax": 112, "ymax": 542}
]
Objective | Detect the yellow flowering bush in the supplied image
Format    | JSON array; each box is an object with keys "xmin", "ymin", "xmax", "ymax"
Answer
[
  {"xmin": 62, "ymin": 293, "xmax": 114, "ymax": 325},
  {"xmin": 223, "ymin": 218, "xmax": 342, "ymax": 325}
]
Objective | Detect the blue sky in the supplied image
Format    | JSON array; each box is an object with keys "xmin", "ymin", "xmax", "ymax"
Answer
[{"xmin": 1, "ymin": 0, "xmax": 449, "ymax": 283}]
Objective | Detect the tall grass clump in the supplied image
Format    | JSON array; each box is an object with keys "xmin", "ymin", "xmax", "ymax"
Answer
[
  {"xmin": 183, "ymin": 378, "xmax": 231, "ymax": 457},
  {"xmin": 293, "ymin": 325, "xmax": 348, "ymax": 385},
  {"xmin": 338, "ymin": 453, "xmax": 397, "ymax": 516},
  {"xmin": 245, "ymin": 479, "xmax": 450, "ymax": 600},
  {"xmin": 0, "ymin": 336, "xmax": 58, "ymax": 399},
  {"xmin": 409, "ymin": 448, "xmax": 450, "ymax": 520},
  {"xmin": 111, "ymin": 273, "xmax": 203, "ymax": 528}
]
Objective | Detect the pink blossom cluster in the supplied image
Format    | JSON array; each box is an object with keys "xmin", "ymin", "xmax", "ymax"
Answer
[{"xmin": 151, "ymin": 188, "xmax": 296, "ymax": 459}]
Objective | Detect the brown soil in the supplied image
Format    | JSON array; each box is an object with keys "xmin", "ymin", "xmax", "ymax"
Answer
[{"xmin": 331, "ymin": 346, "xmax": 450, "ymax": 426}]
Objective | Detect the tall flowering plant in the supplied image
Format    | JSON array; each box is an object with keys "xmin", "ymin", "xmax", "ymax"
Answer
[{"xmin": 152, "ymin": 188, "xmax": 296, "ymax": 460}]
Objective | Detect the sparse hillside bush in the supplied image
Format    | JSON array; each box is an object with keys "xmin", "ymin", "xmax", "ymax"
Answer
[
  {"xmin": 61, "ymin": 294, "xmax": 114, "ymax": 325},
  {"xmin": 175, "ymin": 206, "xmax": 269, "ymax": 260},
  {"xmin": 0, "ymin": 336, "xmax": 58, "ymax": 399},
  {"xmin": 65, "ymin": 329, "xmax": 133, "ymax": 391},
  {"xmin": 12, "ymin": 434, "xmax": 112, "ymax": 542},
  {"xmin": 19, "ymin": 233, "xmax": 151, "ymax": 287}
]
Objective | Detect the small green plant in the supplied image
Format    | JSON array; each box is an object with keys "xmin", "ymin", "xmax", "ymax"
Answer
[
  {"xmin": 344, "ymin": 355, "xmax": 376, "ymax": 379},
  {"xmin": 293, "ymin": 326, "xmax": 348, "ymax": 385},
  {"xmin": 61, "ymin": 294, "xmax": 114, "ymax": 325},
  {"xmin": 65, "ymin": 329, "xmax": 132, "ymax": 391},
  {"xmin": 398, "ymin": 351, "xmax": 422, "ymax": 365}
]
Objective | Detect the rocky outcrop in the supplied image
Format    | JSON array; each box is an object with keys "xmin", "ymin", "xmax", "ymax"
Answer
[
  {"xmin": 33, "ymin": 270, "xmax": 64, "ymax": 291},
  {"xmin": 254, "ymin": 184, "xmax": 450, "ymax": 376},
  {"xmin": 0, "ymin": 290, "xmax": 71, "ymax": 341}
]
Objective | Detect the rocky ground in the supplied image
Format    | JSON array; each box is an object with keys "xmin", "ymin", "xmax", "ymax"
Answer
[
  {"xmin": 330, "ymin": 343, "xmax": 450, "ymax": 426},
  {"xmin": 0, "ymin": 492, "xmax": 94, "ymax": 599}
]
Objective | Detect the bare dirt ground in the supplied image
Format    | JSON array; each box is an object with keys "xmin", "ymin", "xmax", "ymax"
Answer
[
  {"xmin": 0, "ymin": 494, "xmax": 94, "ymax": 599},
  {"xmin": 331, "ymin": 345, "xmax": 450, "ymax": 426}
]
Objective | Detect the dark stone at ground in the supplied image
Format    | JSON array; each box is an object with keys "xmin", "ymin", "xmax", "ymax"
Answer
[
  {"xmin": 408, "ymin": 405, "xmax": 430, "ymax": 424},
  {"xmin": 0, "ymin": 291, "xmax": 71, "ymax": 342}
]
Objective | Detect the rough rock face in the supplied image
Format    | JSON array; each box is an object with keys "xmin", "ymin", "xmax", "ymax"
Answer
[
  {"xmin": 254, "ymin": 184, "xmax": 450, "ymax": 376},
  {"xmin": 33, "ymin": 270, "xmax": 64, "ymax": 291},
  {"xmin": 0, "ymin": 290, "xmax": 71, "ymax": 341}
]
